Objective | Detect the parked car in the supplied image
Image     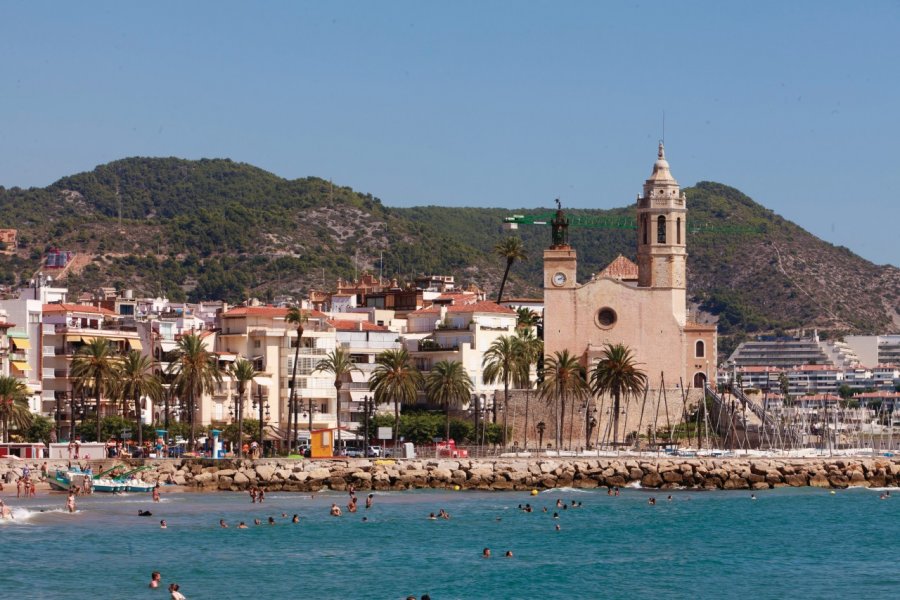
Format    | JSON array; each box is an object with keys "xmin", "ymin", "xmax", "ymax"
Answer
[{"xmin": 367, "ymin": 445, "xmax": 382, "ymax": 457}]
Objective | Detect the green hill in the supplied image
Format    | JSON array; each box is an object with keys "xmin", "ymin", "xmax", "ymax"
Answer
[{"xmin": 1, "ymin": 157, "xmax": 897, "ymax": 354}]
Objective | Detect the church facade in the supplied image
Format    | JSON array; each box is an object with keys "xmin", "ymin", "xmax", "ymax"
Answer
[{"xmin": 543, "ymin": 144, "xmax": 717, "ymax": 392}]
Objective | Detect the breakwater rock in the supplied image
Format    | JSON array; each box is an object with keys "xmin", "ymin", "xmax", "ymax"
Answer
[{"xmin": 6, "ymin": 456, "xmax": 898, "ymax": 492}]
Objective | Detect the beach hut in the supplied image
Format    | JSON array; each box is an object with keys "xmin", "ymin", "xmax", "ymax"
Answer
[{"xmin": 0, "ymin": 443, "xmax": 46, "ymax": 459}]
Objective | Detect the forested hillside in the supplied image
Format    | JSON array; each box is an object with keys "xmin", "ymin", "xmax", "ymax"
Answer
[{"xmin": 1, "ymin": 157, "xmax": 897, "ymax": 352}]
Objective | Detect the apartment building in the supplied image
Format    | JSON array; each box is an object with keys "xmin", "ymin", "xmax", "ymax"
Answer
[
  {"xmin": 407, "ymin": 300, "xmax": 518, "ymax": 410},
  {"xmin": 217, "ymin": 306, "xmax": 338, "ymax": 436},
  {"xmin": 41, "ymin": 303, "xmax": 143, "ymax": 438}
]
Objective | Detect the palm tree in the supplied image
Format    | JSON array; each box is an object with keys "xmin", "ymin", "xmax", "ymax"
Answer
[
  {"xmin": 494, "ymin": 236, "xmax": 526, "ymax": 303},
  {"xmin": 539, "ymin": 350, "xmax": 589, "ymax": 450},
  {"xmin": 425, "ymin": 360, "xmax": 473, "ymax": 442},
  {"xmin": 369, "ymin": 349, "xmax": 422, "ymax": 447},
  {"xmin": 70, "ymin": 338, "xmax": 120, "ymax": 442},
  {"xmin": 590, "ymin": 343, "xmax": 647, "ymax": 449},
  {"xmin": 168, "ymin": 333, "xmax": 222, "ymax": 451},
  {"xmin": 515, "ymin": 307, "xmax": 539, "ymax": 330},
  {"xmin": 514, "ymin": 329, "xmax": 543, "ymax": 449},
  {"xmin": 482, "ymin": 335, "xmax": 529, "ymax": 445},
  {"xmin": 315, "ymin": 348, "xmax": 360, "ymax": 449},
  {"xmin": 118, "ymin": 350, "xmax": 162, "ymax": 451},
  {"xmin": 0, "ymin": 376, "xmax": 32, "ymax": 443},
  {"xmin": 285, "ymin": 306, "xmax": 308, "ymax": 453},
  {"xmin": 229, "ymin": 358, "xmax": 257, "ymax": 457}
]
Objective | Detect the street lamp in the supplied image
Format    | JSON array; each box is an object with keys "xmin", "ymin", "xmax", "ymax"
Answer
[{"xmin": 361, "ymin": 394, "xmax": 374, "ymax": 457}]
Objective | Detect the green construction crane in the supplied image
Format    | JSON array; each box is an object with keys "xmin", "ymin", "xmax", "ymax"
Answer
[{"xmin": 503, "ymin": 205, "xmax": 762, "ymax": 235}]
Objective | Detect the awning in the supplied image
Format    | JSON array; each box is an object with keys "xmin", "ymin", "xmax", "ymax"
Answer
[
  {"xmin": 252, "ymin": 376, "xmax": 274, "ymax": 387},
  {"xmin": 11, "ymin": 361, "xmax": 31, "ymax": 371},
  {"xmin": 80, "ymin": 336, "xmax": 96, "ymax": 343},
  {"xmin": 128, "ymin": 339, "xmax": 143, "ymax": 350},
  {"xmin": 159, "ymin": 340, "xmax": 178, "ymax": 352},
  {"xmin": 350, "ymin": 371, "xmax": 368, "ymax": 383},
  {"xmin": 11, "ymin": 338, "xmax": 31, "ymax": 349},
  {"xmin": 65, "ymin": 334, "xmax": 83, "ymax": 342}
]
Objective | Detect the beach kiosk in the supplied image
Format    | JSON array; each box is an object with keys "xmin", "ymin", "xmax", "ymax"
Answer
[{"xmin": 310, "ymin": 428, "xmax": 335, "ymax": 458}]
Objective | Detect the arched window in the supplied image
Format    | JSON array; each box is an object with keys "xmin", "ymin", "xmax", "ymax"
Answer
[
  {"xmin": 657, "ymin": 215, "xmax": 666, "ymax": 244},
  {"xmin": 695, "ymin": 340, "xmax": 705, "ymax": 358},
  {"xmin": 676, "ymin": 217, "xmax": 681, "ymax": 245},
  {"xmin": 642, "ymin": 215, "xmax": 648, "ymax": 245},
  {"xmin": 693, "ymin": 372, "xmax": 706, "ymax": 388}
]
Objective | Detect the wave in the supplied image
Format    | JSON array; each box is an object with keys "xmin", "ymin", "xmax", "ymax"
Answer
[{"xmin": 540, "ymin": 486, "xmax": 591, "ymax": 494}]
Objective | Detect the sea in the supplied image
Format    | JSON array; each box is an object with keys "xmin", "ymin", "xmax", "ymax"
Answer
[{"xmin": 1, "ymin": 485, "xmax": 898, "ymax": 599}]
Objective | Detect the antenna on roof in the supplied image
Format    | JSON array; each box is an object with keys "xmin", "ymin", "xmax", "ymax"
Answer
[{"xmin": 662, "ymin": 110, "xmax": 666, "ymax": 146}]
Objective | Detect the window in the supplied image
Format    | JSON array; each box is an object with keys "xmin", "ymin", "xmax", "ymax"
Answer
[
  {"xmin": 695, "ymin": 340, "xmax": 705, "ymax": 358},
  {"xmin": 693, "ymin": 372, "xmax": 707, "ymax": 388},
  {"xmin": 595, "ymin": 307, "xmax": 617, "ymax": 329},
  {"xmin": 657, "ymin": 215, "xmax": 666, "ymax": 244},
  {"xmin": 642, "ymin": 215, "xmax": 648, "ymax": 245},
  {"xmin": 676, "ymin": 217, "xmax": 681, "ymax": 244},
  {"xmin": 253, "ymin": 340, "xmax": 261, "ymax": 349}
]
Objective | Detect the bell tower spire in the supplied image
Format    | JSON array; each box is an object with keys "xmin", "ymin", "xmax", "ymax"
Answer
[{"xmin": 636, "ymin": 142, "xmax": 687, "ymax": 317}]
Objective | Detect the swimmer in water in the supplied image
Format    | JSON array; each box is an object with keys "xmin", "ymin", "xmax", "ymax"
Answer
[
  {"xmin": 66, "ymin": 491, "xmax": 77, "ymax": 513},
  {"xmin": 482, "ymin": 548, "xmax": 491, "ymax": 558},
  {"xmin": 292, "ymin": 514, "xmax": 299, "ymax": 523},
  {"xmin": 219, "ymin": 519, "xmax": 229, "ymax": 528},
  {"xmin": 330, "ymin": 504, "xmax": 342, "ymax": 517},
  {"xmin": 238, "ymin": 522, "xmax": 248, "ymax": 529},
  {"xmin": 254, "ymin": 519, "xmax": 262, "ymax": 526},
  {"xmin": 138, "ymin": 510, "xmax": 153, "ymax": 517},
  {"xmin": 149, "ymin": 571, "xmax": 161, "ymax": 589},
  {"xmin": 505, "ymin": 550, "xmax": 513, "ymax": 558},
  {"xmin": 160, "ymin": 520, "xmax": 167, "ymax": 529},
  {"xmin": 268, "ymin": 517, "xmax": 276, "ymax": 525},
  {"xmin": 428, "ymin": 513, "xmax": 437, "ymax": 520},
  {"xmin": 366, "ymin": 493, "xmax": 374, "ymax": 509}
]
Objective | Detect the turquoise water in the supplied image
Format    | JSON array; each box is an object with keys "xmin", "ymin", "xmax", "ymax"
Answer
[{"xmin": 1, "ymin": 485, "xmax": 898, "ymax": 599}]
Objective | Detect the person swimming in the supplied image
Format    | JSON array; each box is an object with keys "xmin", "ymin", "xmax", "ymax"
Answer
[
  {"xmin": 268, "ymin": 516, "xmax": 276, "ymax": 525},
  {"xmin": 292, "ymin": 514, "xmax": 299, "ymax": 523},
  {"xmin": 160, "ymin": 520, "xmax": 167, "ymax": 529},
  {"xmin": 482, "ymin": 548, "xmax": 491, "ymax": 558},
  {"xmin": 138, "ymin": 510, "xmax": 153, "ymax": 517},
  {"xmin": 330, "ymin": 504, "xmax": 342, "ymax": 517},
  {"xmin": 366, "ymin": 493, "xmax": 374, "ymax": 509},
  {"xmin": 219, "ymin": 519, "xmax": 229, "ymax": 528},
  {"xmin": 238, "ymin": 522, "xmax": 248, "ymax": 529}
]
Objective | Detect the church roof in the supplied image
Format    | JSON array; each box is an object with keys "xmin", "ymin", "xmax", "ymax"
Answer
[
  {"xmin": 596, "ymin": 255, "xmax": 639, "ymax": 281},
  {"xmin": 646, "ymin": 142, "xmax": 678, "ymax": 185}
]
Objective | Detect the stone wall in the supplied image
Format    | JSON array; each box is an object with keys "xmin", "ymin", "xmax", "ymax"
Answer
[{"xmin": 5, "ymin": 456, "xmax": 898, "ymax": 492}]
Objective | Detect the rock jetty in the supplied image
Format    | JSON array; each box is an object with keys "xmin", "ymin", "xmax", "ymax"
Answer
[{"xmin": 6, "ymin": 457, "xmax": 899, "ymax": 492}]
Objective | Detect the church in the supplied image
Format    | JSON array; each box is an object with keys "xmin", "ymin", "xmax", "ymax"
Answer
[{"xmin": 543, "ymin": 143, "xmax": 717, "ymax": 393}]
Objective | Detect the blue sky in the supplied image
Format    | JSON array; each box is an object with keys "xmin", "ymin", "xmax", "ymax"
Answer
[{"xmin": 1, "ymin": 1, "xmax": 897, "ymax": 266}]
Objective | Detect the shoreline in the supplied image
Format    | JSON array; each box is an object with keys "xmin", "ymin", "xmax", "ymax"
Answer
[{"xmin": 3, "ymin": 455, "xmax": 899, "ymax": 493}]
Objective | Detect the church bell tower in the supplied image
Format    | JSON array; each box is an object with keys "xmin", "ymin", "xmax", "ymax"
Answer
[{"xmin": 636, "ymin": 142, "xmax": 687, "ymax": 291}]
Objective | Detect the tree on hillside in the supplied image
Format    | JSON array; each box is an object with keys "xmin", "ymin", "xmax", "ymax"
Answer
[
  {"xmin": 425, "ymin": 360, "xmax": 473, "ymax": 442},
  {"xmin": 0, "ymin": 376, "xmax": 32, "ymax": 443},
  {"xmin": 169, "ymin": 333, "xmax": 221, "ymax": 451},
  {"xmin": 70, "ymin": 338, "xmax": 120, "ymax": 442},
  {"xmin": 539, "ymin": 350, "xmax": 589, "ymax": 450},
  {"xmin": 494, "ymin": 236, "xmax": 526, "ymax": 303},
  {"xmin": 315, "ymin": 348, "xmax": 361, "ymax": 448},
  {"xmin": 589, "ymin": 343, "xmax": 647, "ymax": 449},
  {"xmin": 369, "ymin": 349, "xmax": 422, "ymax": 446},
  {"xmin": 118, "ymin": 350, "xmax": 162, "ymax": 450}
]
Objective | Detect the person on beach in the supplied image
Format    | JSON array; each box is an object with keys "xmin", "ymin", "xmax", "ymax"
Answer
[
  {"xmin": 40, "ymin": 462, "xmax": 48, "ymax": 481},
  {"xmin": 258, "ymin": 488, "xmax": 265, "ymax": 503},
  {"xmin": 168, "ymin": 583, "xmax": 186, "ymax": 600},
  {"xmin": 66, "ymin": 491, "xmax": 76, "ymax": 513},
  {"xmin": 160, "ymin": 520, "xmax": 167, "ymax": 529},
  {"xmin": 330, "ymin": 503, "xmax": 342, "ymax": 517},
  {"xmin": 153, "ymin": 484, "xmax": 161, "ymax": 502},
  {"xmin": 366, "ymin": 493, "xmax": 374, "ymax": 509},
  {"xmin": 16, "ymin": 478, "xmax": 23, "ymax": 498},
  {"xmin": 249, "ymin": 487, "xmax": 257, "ymax": 503},
  {"xmin": 149, "ymin": 572, "xmax": 161, "ymax": 588},
  {"xmin": 29, "ymin": 479, "xmax": 36, "ymax": 498}
]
